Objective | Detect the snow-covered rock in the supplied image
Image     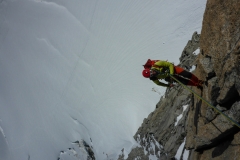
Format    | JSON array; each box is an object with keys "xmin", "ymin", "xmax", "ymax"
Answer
[{"xmin": 125, "ymin": 1, "xmax": 240, "ymax": 159}]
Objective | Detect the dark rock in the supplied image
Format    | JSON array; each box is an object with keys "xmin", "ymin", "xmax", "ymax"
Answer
[
  {"xmin": 126, "ymin": 31, "xmax": 199, "ymax": 160},
  {"xmin": 179, "ymin": 31, "xmax": 200, "ymax": 71},
  {"xmin": 125, "ymin": 147, "xmax": 149, "ymax": 160},
  {"xmin": 58, "ymin": 140, "xmax": 95, "ymax": 160},
  {"xmin": 123, "ymin": 1, "xmax": 240, "ymax": 159}
]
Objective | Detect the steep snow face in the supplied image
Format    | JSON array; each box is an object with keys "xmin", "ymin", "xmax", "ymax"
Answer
[{"xmin": 0, "ymin": 0, "xmax": 206, "ymax": 159}]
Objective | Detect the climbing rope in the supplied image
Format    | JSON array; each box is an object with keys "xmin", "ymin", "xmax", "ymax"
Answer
[{"xmin": 169, "ymin": 74, "xmax": 240, "ymax": 129}]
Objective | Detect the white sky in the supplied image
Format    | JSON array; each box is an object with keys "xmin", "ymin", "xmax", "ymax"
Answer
[{"xmin": 0, "ymin": 0, "xmax": 206, "ymax": 159}]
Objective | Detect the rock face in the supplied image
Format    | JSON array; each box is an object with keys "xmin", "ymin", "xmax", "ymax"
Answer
[
  {"xmin": 58, "ymin": 140, "xmax": 95, "ymax": 160},
  {"xmin": 120, "ymin": 31, "xmax": 200, "ymax": 160},
  {"xmin": 188, "ymin": 0, "xmax": 240, "ymax": 159},
  {"xmin": 123, "ymin": 0, "xmax": 240, "ymax": 159}
]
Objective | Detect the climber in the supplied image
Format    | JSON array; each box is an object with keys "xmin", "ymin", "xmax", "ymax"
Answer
[{"xmin": 142, "ymin": 59, "xmax": 203, "ymax": 88}]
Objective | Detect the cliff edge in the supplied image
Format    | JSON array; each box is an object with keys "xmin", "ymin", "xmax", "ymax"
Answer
[{"xmin": 121, "ymin": 0, "xmax": 240, "ymax": 159}]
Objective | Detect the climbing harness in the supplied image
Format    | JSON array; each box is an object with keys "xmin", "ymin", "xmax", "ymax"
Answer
[{"xmin": 169, "ymin": 74, "xmax": 240, "ymax": 129}]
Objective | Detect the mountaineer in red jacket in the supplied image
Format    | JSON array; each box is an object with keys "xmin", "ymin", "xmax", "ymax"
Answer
[{"xmin": 142, "ymin": 59, "xmax": 203, "ymax": 88}]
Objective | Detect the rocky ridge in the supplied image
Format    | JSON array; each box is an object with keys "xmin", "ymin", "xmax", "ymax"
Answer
[
  {"xmin": 120, "ymin": 0, "xmax": 240, "ymax": 159},
  {"xmin": 58, "ymin": 140, "xmax": 95, "ymax": 160},
  {"xmin": 118, "ymin": 31, "xmax": 201, "ymax": 160}
]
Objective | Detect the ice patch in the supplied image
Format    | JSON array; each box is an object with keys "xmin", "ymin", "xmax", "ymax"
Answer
[
  {"xmin": 183, "ymin": 148, "xmax": 190, "ymax": 160},
  {"xmin": 175, "ymin": 138, "xmax": 187, "ymax": 160},
  {"xmin": 190, "ymin": 65, "xmax": 196, "ymax": 72},
  {"xmin": 175, "ymin": 105, "xmax": 188, "ymax": 126},
  {"xmin": 193, "ymin": 48, "xmax": 200, "ymax": 55}
]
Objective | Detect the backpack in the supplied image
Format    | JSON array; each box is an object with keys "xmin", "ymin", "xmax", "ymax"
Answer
[
  {"xmin": 143, "ymin": 59, "xmax": 159, "ymax": 69},
  {"xmin": 143, "ymin": 59, "xmax": 172, "ymax": 69},
  {"xmin": 143, "ymin": 59, "xmax": 172, "ymax": 76}
]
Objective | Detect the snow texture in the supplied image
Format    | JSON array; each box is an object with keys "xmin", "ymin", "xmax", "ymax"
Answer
[
  {"xmin": 193, "ymin": 48, "xmax": 200, "ymax": 55},
  {"xmin": 175, "ymin": 105, "xmax": 188, "ymax": 126},
  {"xmin": 175, "ymin": 138, "xmax": 187, "ymax": 160},
  {"xmin": 58, "ymin": 140, "xmax": 94, "ymax": 160},
  {"xmin": 0, "ymin": 0, "xmax": 206, "ymax": 159}
]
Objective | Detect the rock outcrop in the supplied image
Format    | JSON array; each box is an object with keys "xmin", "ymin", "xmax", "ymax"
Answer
[
  {"xmin": 187, "ymin": 0, "xmax": 240, "ymax": 159},
  {"xmin": 120, "ymin": 31, "xmax": 200, "ymax": 160},
  {"xmin": 58, "ymin": 140, "xmax": 95, "ymax": 160},
  {"xmin": 123, "ymin": 0, "xmax": 240, "ymax": 159}
]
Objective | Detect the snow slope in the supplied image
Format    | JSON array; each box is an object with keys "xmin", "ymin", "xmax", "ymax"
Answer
[{"xmin": 0, "ymin": 0, "xmax": 206, "ymax": 159}]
